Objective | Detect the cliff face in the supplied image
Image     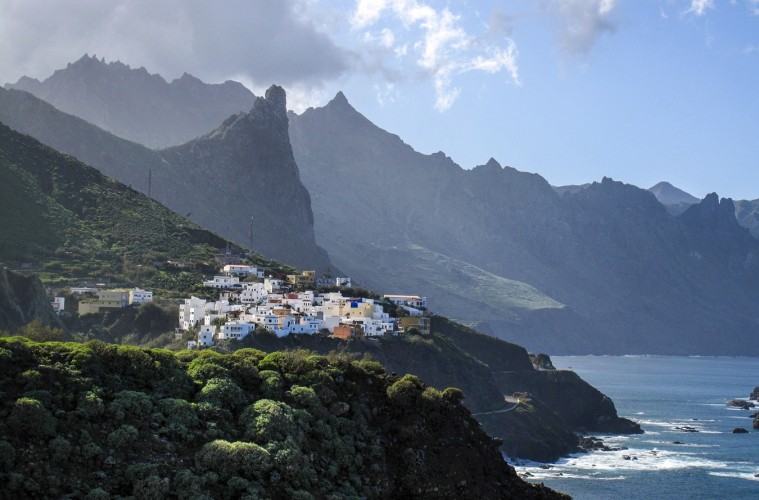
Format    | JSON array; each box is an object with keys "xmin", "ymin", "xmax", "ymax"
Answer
[
  {"xmin": 288, "ymin": 93, "xmax": 759, "ymax": 355},
  {"xmin": 0, "ymin": 268, "xmax": 58, "ymax": 332},
  {"xmin": 0, "ymin": 86, "xmax": 330, "ymax": 272},
  {"xmin": 161, "ymin": 86, "xmax": 329, "ymax": 270},
  {"xmin": 5, "ymin": 54, "xmax": 256, "ymax": 148}
]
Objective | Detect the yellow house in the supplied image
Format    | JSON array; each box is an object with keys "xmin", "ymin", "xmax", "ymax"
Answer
[
  {"xmin": 286, "ymin": 270, "xmax": 316, "ymax": 288},
  {"xmin": 78, "ymin": 289, "xmax": 130, "ymax": 315},
  {"xmin": 399, "ymin": 316, "xmax": 431, "ymax": 335}
]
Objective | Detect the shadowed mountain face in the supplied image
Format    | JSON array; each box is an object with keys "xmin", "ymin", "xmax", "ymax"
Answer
[
  {"xmin": 735, "ymin": 199, "xmax": 759, "ymax": 239},
  {"xmin": 289, "ymin": 93, "xmax": 759, "ymax": 355},
  {"xmin": 0, "ymin": 86, "xmax": 330, "ymax": 272},
  {"xmin": 6, "ymin": 54, "xmax": 256, "ymax": 148}
]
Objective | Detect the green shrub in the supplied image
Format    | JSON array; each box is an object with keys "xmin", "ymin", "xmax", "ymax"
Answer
[
  {"xmin": 195, "ymin": 440, "xmax": 271, "ymax": 481},
  {"xmin": 442, "ymin": 386, "xmax": 465, "ymax": 403},
  {"xmin": 77, "ymin": 390, "xmax": 105, "ymax": 419},
  {"xmin": 156, "ymin": 398, "xmax": 199, "ymax": 441},
  {"xmin": 109, "ymin": 390, "xmax": 153, "ymax": 423},
  {"xmin": 0, "ymin": 440, "xmax": 15, "ymax": 471},
  {"xmin": 240, "ymin": 399, "xmax": 307, "ymax": 444},
  {"xmin": 187, "ymin": 351, "xmax": 230, "ymax": 382},
  {"xmin": 107, "ymin": 424, "xmax": 139, "ymax": 449},
  {"xmin": 85, "ymin": 488, "xmax": 110, "ymax": 500},
  {"xmin": 49, "ymin": 436, "xmax": 72, "ymax": 462},
  {"xmin": 386, "ymin": 375, "xmax": 425, "ymax": 408},
  {"xmin": 7, "ymin": 397, "xmax": 57, "ymax": 439},
  {"xmin": 196, "ymin": 377, "xmax": 247, "ymax": 412}
]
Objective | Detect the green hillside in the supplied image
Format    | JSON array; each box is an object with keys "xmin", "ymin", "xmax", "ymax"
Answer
[
  {"xmin": 0, "ymin": 123, "xmax": 290, "ymax": 293},
  {"xmin": 0, "ymin": 337, "xmax": 565, "ymax": 498}
]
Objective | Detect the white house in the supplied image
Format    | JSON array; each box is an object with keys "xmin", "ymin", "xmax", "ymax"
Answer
[
  {"xmin": 223, "ymin": 264, "xmax": 264, "ymax": 278},
  {"xmin": 240, "ymin": 282, "xmax": 268, "ymax": 304},
  {"xmin": 129, "ymin": 288, "xmax": 153, "ymax": 305},
  {"xmin": 383, "ymin": 294, "xmax": 427, "ymax": 309},
  {"xmin": 179, "ymin": 297, "xmax": 208, "ymax": 331},
  {"xmin": 264, "ymin": 278, "xmax": 284, "ymax": 293},
  {"xmin": 51, "ymin": 297, "xmax": 65, "ymax": 314},
  {"xmin": 203, "ymin": 276, "xmax": 241, "ymax": 289},
  {"xmin": 198, "ymin": 325, "xmax": 216, "ymax": 347},
  {"xmin": 335, "ymin": 277, "xmax": 352, "ymax": 287},
  {"xmin": 218, "ymin": 321, "xmax": 255, "ymax": 340}
]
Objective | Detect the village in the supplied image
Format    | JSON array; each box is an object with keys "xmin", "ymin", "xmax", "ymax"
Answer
[
  {"xmin": 181, "ymin": 265, "xmax": 431, "ymax": 349},
  {"xmin": 60, "ymin": 262, "xmax": 431, "ymax": 349}
]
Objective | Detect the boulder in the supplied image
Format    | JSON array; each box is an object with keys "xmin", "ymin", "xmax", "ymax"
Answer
[
  {"xmin": 753, "ymin": 418, "xmax": 759, "ymax": 430},
  {"xmin": 727, "ymin": 399, "xmax": 755, "ymax": 410},
  {"xmin": 750, "ymin": 386, "xmax": 759, "ymax": 401},
  {"xmin": 732, "ymin": 427, "xmax": 749, "ymax": 434}
]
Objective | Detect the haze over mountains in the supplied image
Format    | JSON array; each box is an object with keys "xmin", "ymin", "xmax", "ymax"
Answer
[
  {"xmin": 0, "ymin": 84, "xmax": 329, "ymax": 272},
  {"xmin": 6, "ymin": 54, "xmax": 256, "ymax": 148},
  {"xmin": 3, "ymin": 57, "xmax": 759, "ymax": 355}
]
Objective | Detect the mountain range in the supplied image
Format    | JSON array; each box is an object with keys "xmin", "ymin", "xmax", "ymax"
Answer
[
  {"xmin": 0, "ymin": 121, "xmax": 638, "ymax": 466},
  {"xmin": 6, "ymin": 54, "xmax": 256, "ymax": 148},
  {"xmin": 0, "ymin": 84, "xmax": 329, "ymax": 272},
  {"xmin": 2, "ymin": 57, "xmax": 759, "ymax": 355}
]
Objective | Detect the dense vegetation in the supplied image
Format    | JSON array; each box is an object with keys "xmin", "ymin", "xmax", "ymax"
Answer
[
  {"xmin": 0, "ymin": 122, "xmax": 291, "ymax": 294},
  {"xmin": 0, "ymin": 337, "xmax": 564, "ymax": 498}
]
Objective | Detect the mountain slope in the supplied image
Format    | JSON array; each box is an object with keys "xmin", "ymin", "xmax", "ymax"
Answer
[
  {"xmin": 0, "ymin": 121, "xmax": 291, "ymax": 291},
  {"xmin": 288, "ymin": 93, "xmax": 759, "ymax": 355},
  {"xmin": 6, "ymin": 54, "xmax": 256, "ymax": 148},
  {"xmin": 0, "ymin": 86, "xmax": 329, "ymax": 272}
]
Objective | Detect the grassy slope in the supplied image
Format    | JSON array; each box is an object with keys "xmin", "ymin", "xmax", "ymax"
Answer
[{"xmin": 0, "ymin": 123, "xmax": 291, "ymax": 292}]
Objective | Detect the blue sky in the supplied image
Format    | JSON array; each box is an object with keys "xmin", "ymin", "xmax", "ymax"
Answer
[{"xmin": 2, "ymin": 0, "xmax": 758, "ymax": 199}]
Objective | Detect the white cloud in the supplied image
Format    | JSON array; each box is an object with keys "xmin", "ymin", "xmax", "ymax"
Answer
[
  {"xmin": 686, "ymin": 0, "xmax": 715, "ymax": 16},
  {"xmin": 0, "ymin": 0, "xmax": 350, "ymax": 89},
  {"xmin": 350, "ymin": 0, "xmax": 520, "ymax": 111},
  {"xmin": 547, "ymin": 0, "xmax": 619, "ymax": 55}
]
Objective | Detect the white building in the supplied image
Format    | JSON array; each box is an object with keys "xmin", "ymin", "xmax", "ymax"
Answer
[
  {"xmin": 335, "ymin": 277, "xmax": 352, "ymax": 287},
  {"xmin": 223, "ymin": 264, "xmax": 264, "ymax": 278},
  {"xmin": 264, "ymin": 278, "xmax": 284, "ymax": 293},
  {"xmin": 240, "ymin": 282, "xmax": 268, "ymax": 304},
  {"xmin": 203, "ymin": 276, "xmax": 241, "ymax": 289},
  {"xmin": 218, "ymin": 321, "xmax": 255, "ymax": 340},
  {"xmin": 129, "ymin": 288, "xmax": 153, "ymax": 305},
  {"xmin": 383, "ymin": 295, "xmax": 427, "ymax": 309},
  {"xmin": 198, "ymin": 325, "xmax": 216, "ymax": 347},
  {"xmin": 179, "ymin": 296, "xmax": 208, "ymax": 331},
  {"xmin": 51, "ymin": 297, "xmax": 65, "ymax": 314}
]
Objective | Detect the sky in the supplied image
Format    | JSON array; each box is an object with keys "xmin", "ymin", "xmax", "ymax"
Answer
[{"xmin": 1, "ymin": 0, "xmax": 759, "ymax": 200}]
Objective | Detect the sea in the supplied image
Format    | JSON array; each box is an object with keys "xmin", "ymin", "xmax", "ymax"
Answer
[{"xmin": 512, "ymin": 356, "xmax": 759, "ymax": 499}]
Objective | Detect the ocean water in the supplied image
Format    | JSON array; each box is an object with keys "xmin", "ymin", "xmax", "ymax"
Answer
[{"xmin": 512, "ymin": 356, "xmax": 759, "ymax": 499}]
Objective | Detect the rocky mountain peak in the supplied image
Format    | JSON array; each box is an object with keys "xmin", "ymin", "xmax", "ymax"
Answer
[{"xmin": 649, "ymin": 181, "xmax": 700, "ymax": 206}]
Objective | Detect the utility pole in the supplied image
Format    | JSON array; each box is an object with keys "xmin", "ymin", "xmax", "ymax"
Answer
[{"xmin": 249, "ymin": 217, "xmax": 254, "ymax": 250}]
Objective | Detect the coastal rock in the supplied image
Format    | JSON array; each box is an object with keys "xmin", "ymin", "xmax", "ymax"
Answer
[
  {"xmin": 753, "ymin": 417, "xmax": 759, "ymax": 430},
  {"xmin": 531, "ymin": 353, "xmax": 556, "ymax": 370},
  {"xmin": 675, "ymin": 426, "xmax": 699, "ymax": 433},
  {"xmin": 728, "ymin": 399, "xmax": 755, "ymax": 410},
  {"xmin": 750, "ymin": 386, "xmax": 759, "ymax": 400},
  {"xmin": 732, "ymin": 427, "xmax": 749, "ymax": 434}
]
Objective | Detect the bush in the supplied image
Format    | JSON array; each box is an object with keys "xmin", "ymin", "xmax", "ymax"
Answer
[
  {"xmin": 195, "ymin": 440, "xmax": 271, "ymax": 481},
  {"xmin": 77, "ymin": 390, "xmax": 105, "ymax": 419},
  {"xmin": 386, "ymin": 375, "xmax": 425, "ymax": 408},
  {"xmin": 49, "ymin": 436, "xmax": 72, "ymax": 462},
  {"xmin": 196, "ymin": 377, "xmax": 247, "ymax": 412},
  {"xmin": 107, "ymin": 424, "xmax": 139, "ymax": 449},
  {"xmin": 442, "ymin": 386, "xmax": 465, "ymax": 403},
  {"xmin": 7, "ymin": 397, "xmax": 56, "ymax": 439},
  {"xmin": 109, "ymin": 390, "xmax": 153, "ymax": 423},
  {"xmin": 240, "ymin": 399, "xmax": 308, "ymax": 444},
  {"xmin": 0, "ymin": 440, "xmax": 15, "ymax": 471}
]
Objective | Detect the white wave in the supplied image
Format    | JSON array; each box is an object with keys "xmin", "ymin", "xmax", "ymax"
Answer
[{"xmin": 709, "ymin": 471, "xmax": 759, "ymax": 482}]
